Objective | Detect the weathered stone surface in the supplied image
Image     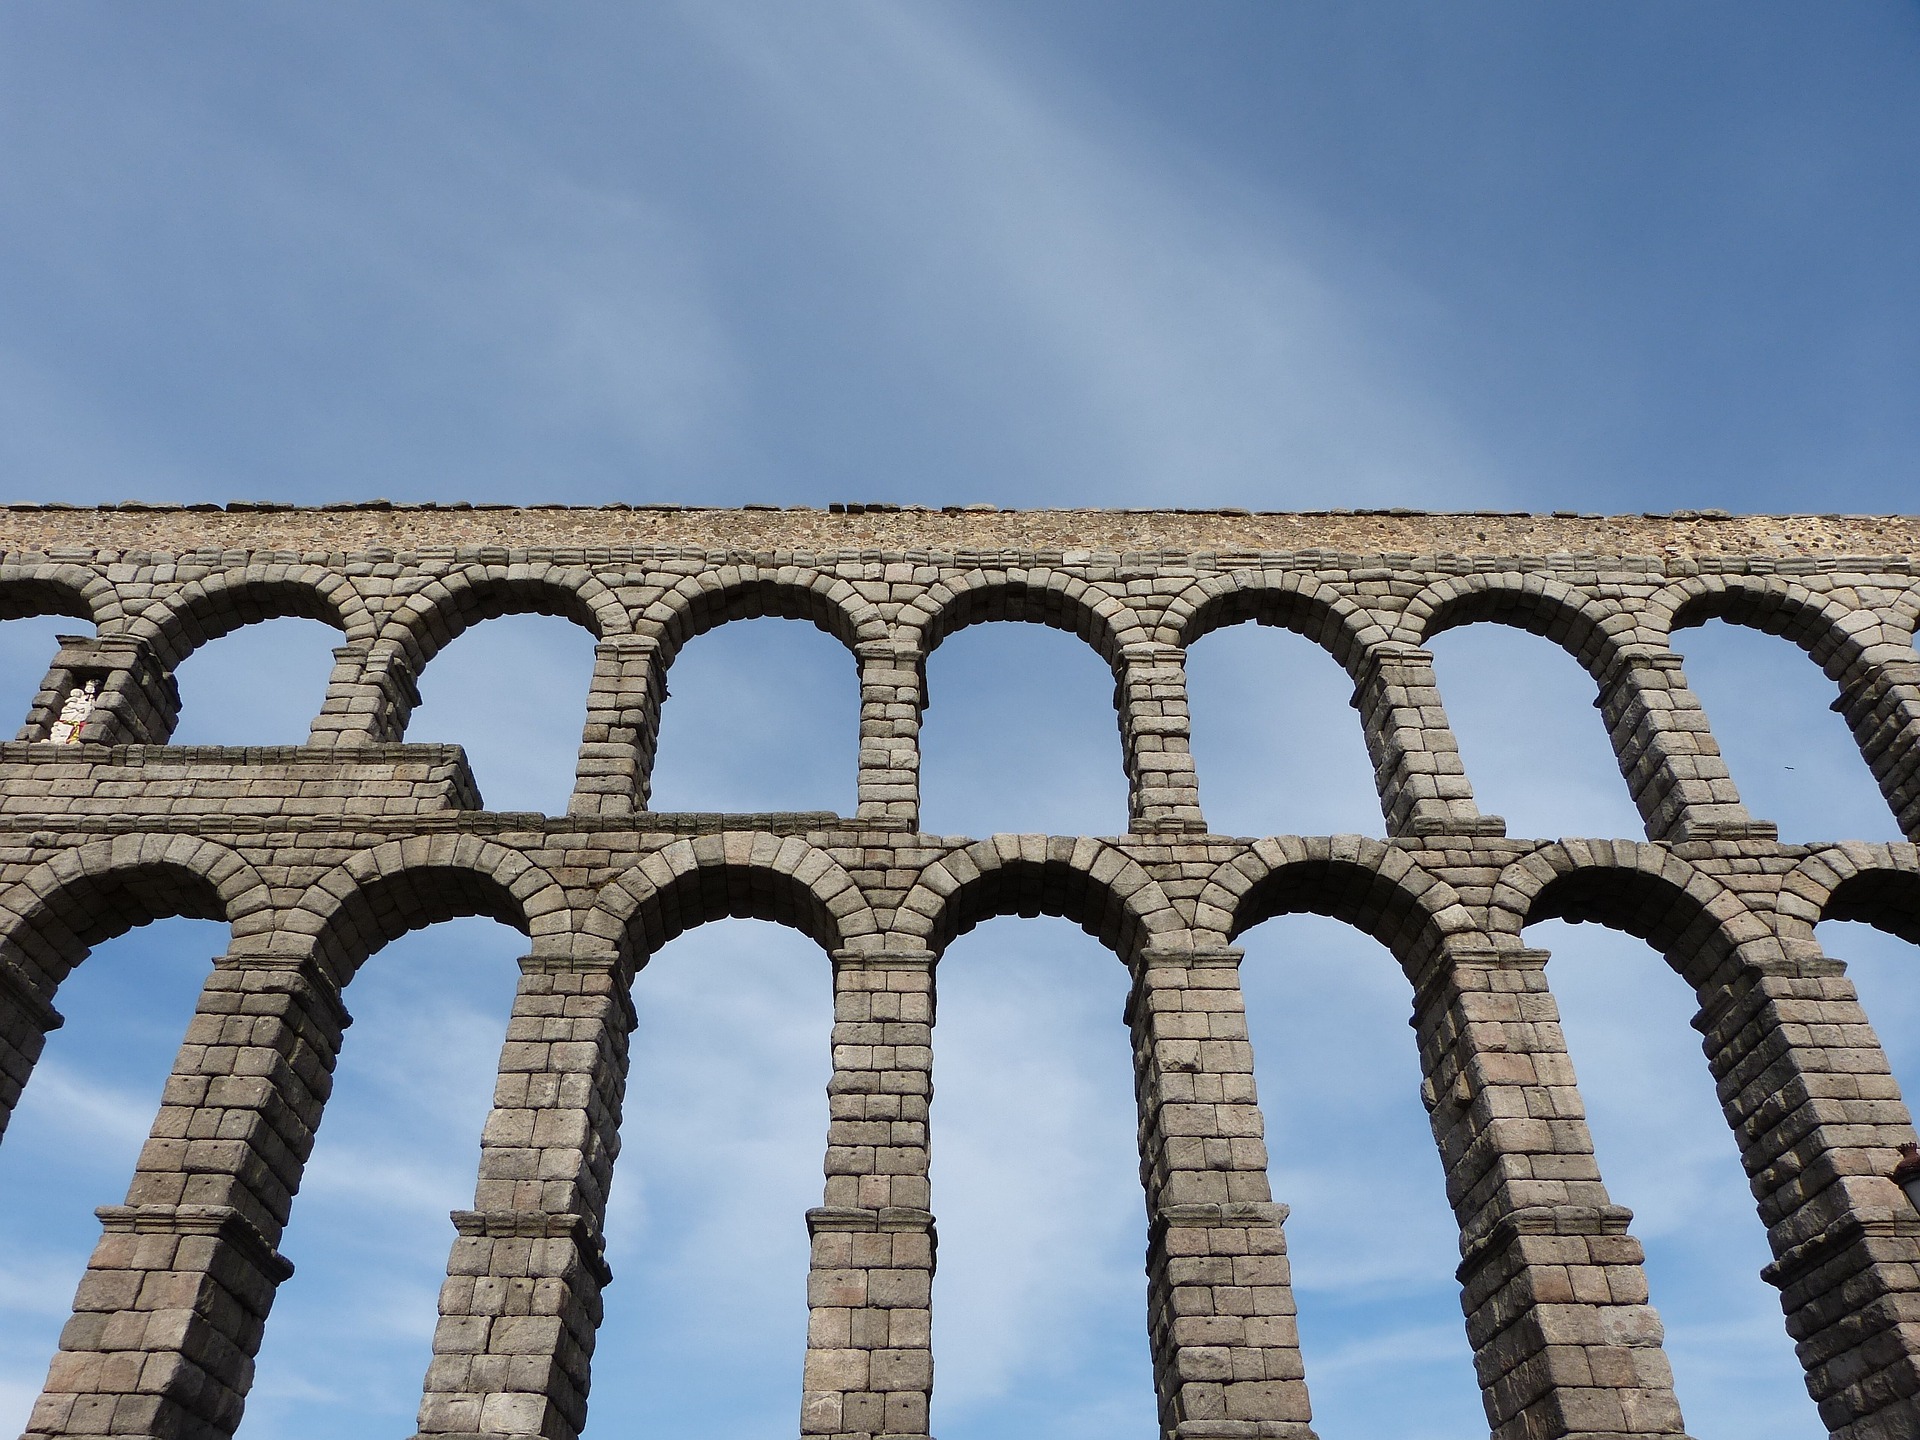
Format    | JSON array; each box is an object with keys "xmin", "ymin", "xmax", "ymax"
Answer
[{"xmin": 0, "ymin": 505, "xmax": 1914, "ymax": 1440}]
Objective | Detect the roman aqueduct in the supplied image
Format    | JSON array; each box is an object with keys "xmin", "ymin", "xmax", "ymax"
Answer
[{"xmin": 0, "ymin": 503, "xmax": 1918, "ymax": 1440}]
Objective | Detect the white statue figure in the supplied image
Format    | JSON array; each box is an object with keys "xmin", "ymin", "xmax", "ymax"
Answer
[{"xmin": 49, "ymin": 677, "xmax": 99, "ymax": 744}]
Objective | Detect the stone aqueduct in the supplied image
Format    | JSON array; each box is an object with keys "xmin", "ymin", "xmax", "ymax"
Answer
[{"xmin": 0, "ymin": 503, "xmax": 1918, "ymax": 1440}]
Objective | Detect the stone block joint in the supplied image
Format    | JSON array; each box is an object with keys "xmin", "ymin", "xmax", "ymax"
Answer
[{"xmin": 0, "ymin": 505, "xmax": 1911, "ymax": 1440}]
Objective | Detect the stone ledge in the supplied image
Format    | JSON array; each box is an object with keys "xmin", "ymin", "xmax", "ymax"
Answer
[
  {"xmin": 1456, "ymin": 1203, "xmax": 1638, "ymax": 1285},
  {"xmin": 1401, "ymin": 814, "xmax": 1510, "ymax": 838},
  {"xmin": 0, "ymin": 807, "xmax": 856, "ymax": 836},
  {"xmin": 1672, "ymin": 818, "xmax": 1782, "ymax": 842},
  {"xmin": 94, "ymin": 1203, "xmax": 293, "ymax": 1283},
  {"xmin": 806, "ymin": 1206, "xmax": 936, "ymax": 1236},
  {"xmin": 0, "ymin": 740, "xmax": 471, "ymax": 765},
  {"xmin": 1155, "ymin": 1202, "xmax": 1290, "ymax": 1231},
  {"xmin": 0, "ymin": 741, "xmax": 484, "ymax": 817},
  {"xmin": 1760, "ymin": 1210, "xmax": 1920, "ymax": 1291},
  {"xmin": 830, "ymin": 949, "xmax": 938, "ymax": 969},
  {"xmin": 449, "ymin": 1209, "xmax": 611, "ymax": 1286}
]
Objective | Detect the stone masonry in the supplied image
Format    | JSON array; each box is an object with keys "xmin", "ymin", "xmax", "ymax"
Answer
[{"xmin": 0, "ymin": 502, "xmax": 1916, "ymax": 1440}]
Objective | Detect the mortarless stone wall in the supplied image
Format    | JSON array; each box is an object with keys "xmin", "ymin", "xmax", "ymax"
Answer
[{"xmin": 0, "ymin": 503, "xmax": 1917, "ymax": 1440}]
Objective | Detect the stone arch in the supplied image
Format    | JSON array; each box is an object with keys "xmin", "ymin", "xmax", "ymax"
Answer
[
  {"xmin": 904, "ymin": 569, "xmax": 1150, "ymax": 667},
  {"xmin": 1888, "ymin": 581, "xmax": 1920, "ymax": 646},
  {"xmin": 0, "ymin": 566, "xmax": 126, "ymax": 743},
  {"xmin": 1161, "ymin": 571, "xmax": 1388, "ymax": 677},
  {"xmin": 0, "ymin": 562, "xmax": 115, "ymax": 627},
  {"xmin": 283, "ymin": 836, "xmax": 573, "ymax": 983},
  {"xmin": 1401, "ymin": 573, "xmax": 1734, "ymax": 841},
  {"xmin": 1403, "ymin": 572, "xmax": 1632, "ymax": 676},
  {"xmin": 1655, "ymin": 574, "xmax": 1901, "ymax": 681},
  {"xmin": 890, "ymin": 835, "xmax": 1179, "ymax": 962},
  {"xmin": 381, "ymin": 563, "xmax": 631, "ymax": 675},
  {"xmin": 903, "ymin": 574, "xmax": 1163, "ymax": 830},
  {"xmin": 0, "ymin": 837, "xmax": 272, "ymax": 1145},
  {"xmin": 1489, "ymin": 842, "xmax": 1775, "ymax": 989},
  {"xmin": 583, "ymin": 834, "xmax": 876, "ymax": 965},
  {"xmin": 125, "ymin": 565, "xmax": 376, "ymax": 671},
  {"xmin": 637, "ymin": 567, "xmax": 887, "ymax": 671},
  {"xmin": 1490, "ymin": 837, "xmax": 1920, "ymax": 1435},
  {"xmin": 1778, "ymin": 843, "xmax": 1920, "ymax": 946},
  {"xmin": 1194, "ymin": 836, "xmax": 1473, "ymax": 971},
  {"xmin": 0, "ymin": 835, "xmax": 272, "ymax": 993},
  {"xmin": 1653, "ymin": 575, "xmax": 1920, "ymax": 840}
]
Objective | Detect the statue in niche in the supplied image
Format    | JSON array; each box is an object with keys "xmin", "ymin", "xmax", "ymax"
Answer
[{"xmin": 48, "ymin": 678, "xmax": 100, "ymax": 744}]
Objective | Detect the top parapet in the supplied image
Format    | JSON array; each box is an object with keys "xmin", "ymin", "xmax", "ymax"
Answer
[{"xmin": 0, "ymin": 502, "xmax": 1916, "ymax": 561}]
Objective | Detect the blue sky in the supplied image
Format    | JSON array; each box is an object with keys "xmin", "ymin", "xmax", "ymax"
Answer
[
  {"xmin": 1, "ymin": 1, "xmax": 1915, "ymax": 510},
  {"xmin": 0, "ymin": 4, "xmax": 1916, "ymax": 1439}
]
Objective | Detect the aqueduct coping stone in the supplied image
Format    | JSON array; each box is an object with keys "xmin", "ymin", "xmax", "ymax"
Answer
[{"xmin": 0, "ymin": 505, "xmax": 1916, "ymax": 1440}]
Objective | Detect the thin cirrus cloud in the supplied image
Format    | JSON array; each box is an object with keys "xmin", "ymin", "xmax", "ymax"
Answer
[
  {"xmin": 684, "ymin": 0, "xmax": 1499, "ymax": 508},
  {"xmin": 0, "ymin": 0, "xmax": 1510, "ymax": 510},
  {"xmin": 0, "ymin": 11, "xmax": 743, "ymax": 502}
]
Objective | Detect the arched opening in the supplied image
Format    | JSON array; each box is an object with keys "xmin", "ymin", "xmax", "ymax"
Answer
[
  {"xmin": 929, "ymin": 914, "xmax": 1155, "ymax": 1439},
  {"xmin": 1186, "ymin": 625, "xmax": 1379, "ymax": 837},
  {"xmin": 1814, "ymin": 867, "xmax": 1920, "ymax": 1164},
  {"xmin": 133, "ymin": 577, "xmax": 363, "ymax": 746},
  {"xmin": 405, "ymin": 613, "xmax": 598, "ymax": 814},
  {"xmin": 0, "ymin": 914, "xmax": 222, "ymax": 1435},
  {"xmin": 239, "ymin": 915, "xmax": 525, "ymax": 1435},
  {"xmin": 581, "ymin": 917, "xmax": 832, "ymax": 1435},
  {"xmin": 647, "ymin": 617, "xmax": 859, "ymax": 815},
  {"xmin": 170, "ymin": 616, "xmax": 341, "ymax": 745},
  {"xmin": 1671, "ymin": 618, "xmax": 1903, "ymax": 842},
  {"xmin": 1515, "ymin": 861, "xmax": 1825, "ymax": 1440},
  {"xmin": 1233, "ymin": 912, "xmax": 1483, "ymax": 1435},
  {"xmin": 1530, "ymin": 918, "xmax": 1817, "ymax": 1438},
  {"xmin": 1426, "ymin": 623, "xmax": 1642, "ymax": 838},
  {"xmin": 920, "ymin": 623, "xmax": 1126, "ymax": 837},
  {"xmin": 0, "ymin": 614, "xmax": 90, "ymax": 739}
]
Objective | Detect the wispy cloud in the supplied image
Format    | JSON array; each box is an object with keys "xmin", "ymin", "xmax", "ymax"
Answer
[
  {"xmin": 0, "ymin": 1255, "xmax": 89, "ymax": 1320},
  {"xmin": 18, "ymin": 1061, "xmax": 160, "ymax": 1149},
  {"xmin": 677, "ymin": 0, "xmax": 1501, "ymax": 506}
]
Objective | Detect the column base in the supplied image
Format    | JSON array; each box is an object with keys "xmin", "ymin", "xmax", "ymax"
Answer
[
  {"xmin": 1400, "ymin": 814, "xmax": 1508, "ymax": 838},
  {"xmin": 1669, "ymin": 817, "xmax": 1780, "ymax": 842},
  {"xmin": 1130, "ymin": 815, "xmax": 1212, "ymax": 835}
]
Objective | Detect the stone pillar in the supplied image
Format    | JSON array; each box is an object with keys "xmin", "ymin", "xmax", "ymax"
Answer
[
  {"xmin": 854, "ymin": 642, "xmax": 922, "ymax": 829},
  {"xmin": 20, "ymin": 635, "xmax": 178, "ymax": 745},
  {"xmin": 803, "ymin": 949, "xmax": 935, "ymax": 1440},
  {"xmin": 307, "ymin": 643, "xmax": 421, "ymax": 746},
  {"xmin": 1827, "ymin": 648, "xmax": 1920, "ymax": 843},
  {"xmin": 1595, "ymin": 646, "xmax": 1774, "ymax": 842},
  {"xmin": 1131, "ymin": 944, "xmax": 1316, "ymax": 1440},
  {"xmin": 1412, "ymin": 942, "xmax": 1684, "ymax": 1440},
  {"xmin": 26, "ymin": 952, "xmax": 346, "ymax": 1440},
  {"xmin": 1121, "ymin": 645, "xmax": 1209, "ymax": 835},
  {"xmin": 1701, "ymin": 946, "xmax": 1920, "ymax": 1440},
  {"xmin": 568, "ymin": 635, "xmax": 663, "ymax": 818},
  {"xmin": 415, "ymin": 953, "xmax": 632, "ymax": 1440},
  {"xmin": 1352, "ymin": 644, "xmax": 1505, "ymax": 839}
]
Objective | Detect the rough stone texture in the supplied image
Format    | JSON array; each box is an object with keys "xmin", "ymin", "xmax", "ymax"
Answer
[{"xmin": 0, "ymin": 505, "xmax": 1916, "ymax": 1440}]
